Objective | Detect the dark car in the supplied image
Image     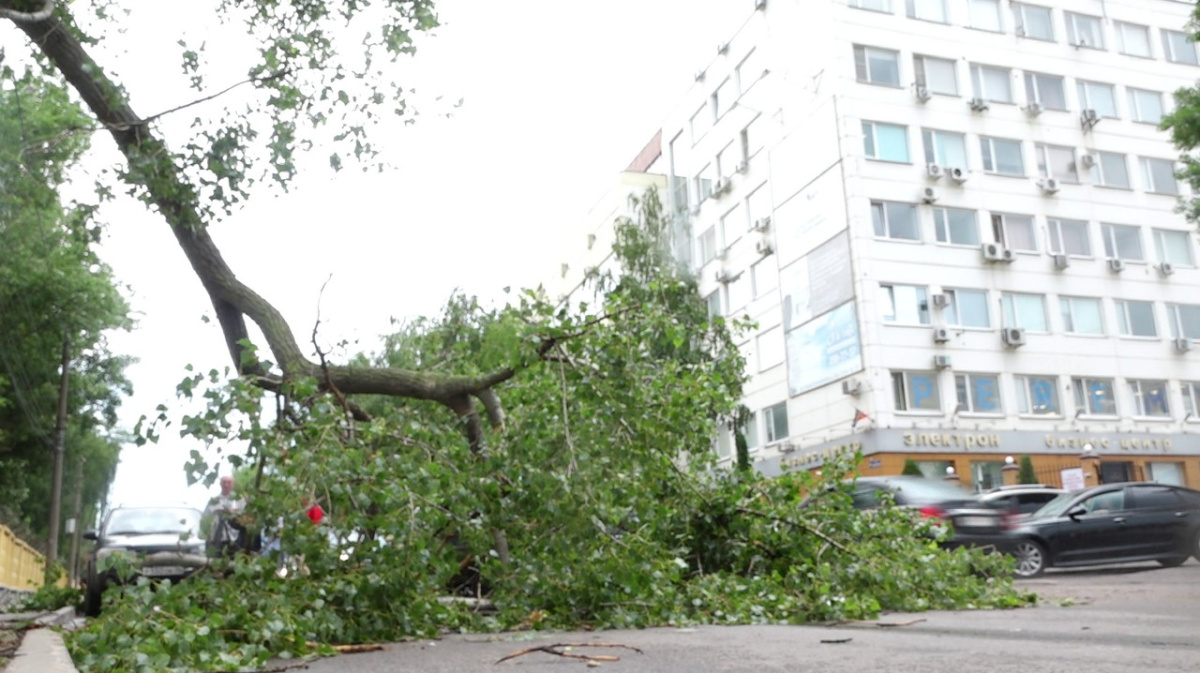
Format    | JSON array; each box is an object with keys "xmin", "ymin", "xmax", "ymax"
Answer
[
  {"xmin": 82, "ymin": 506, "xmax": 208, "ymax": 616},
  {"xmin": 842, "ymin": 476, "xmax": 1015, "ymax": 551},
  {"xmin": 978, "ymin": 485, "xmax": 1068, "ymax": 517},
  {"xmin": 1008, "ymin": 482, "xmax": 1200, "ymax": 578}
]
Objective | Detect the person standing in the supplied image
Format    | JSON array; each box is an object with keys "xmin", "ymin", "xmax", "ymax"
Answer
[{"xmin": 204, "ymin": 475, "xmax": 248, "ymax": 557}]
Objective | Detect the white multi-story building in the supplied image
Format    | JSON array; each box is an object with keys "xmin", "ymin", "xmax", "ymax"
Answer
[{"xmin": 562, "ymin": 0, "xmax": 1200, "ymax": 489}]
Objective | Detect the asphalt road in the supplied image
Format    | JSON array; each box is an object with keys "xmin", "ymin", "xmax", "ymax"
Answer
[{"xmin": 296, "ymin": 560, "xmax": 1200, "ymax": 673}]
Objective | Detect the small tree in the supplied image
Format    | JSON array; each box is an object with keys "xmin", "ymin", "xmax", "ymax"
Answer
[
  {"xmin": 1017, "ymin": 455, "xmax": 1038, "ymax": 484},
  {"xmin": 901, "ymin": 459, "xmax": 923, "ymax": 476}
]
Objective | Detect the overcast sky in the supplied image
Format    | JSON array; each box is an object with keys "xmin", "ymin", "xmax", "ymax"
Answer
[{"xmin": 14, "ymin": 0, "xmax": 751, "ymax": 509}]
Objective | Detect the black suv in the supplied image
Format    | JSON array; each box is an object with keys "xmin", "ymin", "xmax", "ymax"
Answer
[{"xmin": 82, "ymin": 506, "xmax": 208, "ymax": 616}]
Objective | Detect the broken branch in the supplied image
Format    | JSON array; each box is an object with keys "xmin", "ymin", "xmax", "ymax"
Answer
[{"xmin": 495, "ymin": 643, "xmax": 644, "ymax": 664}]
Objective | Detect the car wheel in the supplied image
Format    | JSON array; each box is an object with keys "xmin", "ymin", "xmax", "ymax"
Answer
[
  {"xmin": 1012, "ymin": 539, "xmax": 1047, "ymax": 578},
  {"xmin": 1158, "ymin": 555, "xmax": 1188, "ymax": 568},
  {"xmin": 83, "ymin": 576, "xmax": 105, "ymax": 618}
]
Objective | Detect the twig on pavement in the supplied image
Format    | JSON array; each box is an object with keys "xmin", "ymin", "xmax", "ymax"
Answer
[{"xmin": 496, "ymin": 642, "xmax": 644, "ymax": 664}]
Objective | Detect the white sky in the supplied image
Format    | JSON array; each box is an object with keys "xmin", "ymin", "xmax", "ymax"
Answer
[{"xmin": 5, "ymin": 1, "xmax": 749, "ymax": 509}]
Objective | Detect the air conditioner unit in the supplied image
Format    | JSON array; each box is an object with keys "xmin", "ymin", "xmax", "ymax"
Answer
[
  {"xmin": 1037, "ymin": 178, "xmax": 1061, "ymax": 194},
  {"xmin": 751, "ymin": 216, "xmax": 771, "ymax": 232},
  {"xmin": 1052, "ymin": 253, "xmax": 1070, "ymax": 270},
  {"xmin": 1158, "ymin": 262, "xmax": 1175, "ymax": 276},
  {"xmin": 921, "ymin": 186, "xmax": 939, "ymax": 204},
  {"xmin": 735, "ymin": 160, "xmax": 749, "ymax": 174},
  {"xmin": 1081, "ymin": 109, "xmax": 1100, "ymax": 131},
  {"xmin": 1023, "ymin": 103, "xmax": 1045, "ymax": 117},
  {"xmin": 716, "ymin": 42, "xmax": 730, "ymax": 55},
  {"xmin": 926, "ymin": 163, "xmax": 945, "ymax": 180},
  {"xmin": 981, "ymin": 242, "xmax": 1005, "ymax": 262},
  {"xmin": 710, "ymin": 178, "xmax": 730, "ymax": 197},
  {"xmin": 1174, "ymin": 338, "xmax": 1192, "ymax": 353},
  {"xmin": 715, "ymin": 268, "xmax": 739, "ymax": 284},
  {"xmin": 930, "ymin": 293, "xmax": 949, "ymax": 308},
  {"xmin": 932, "ymin": 327, "xmax": 951, "ymax": 343},
  {"xmin": 1000, "ymin": 248, "xmax": 1017, "ymax": 263},
  {"xmin": 934, "ymin": 354, "xmax": 953, "ymax": 369},
  {"xmin": 841, "ymin": 378, "xmax": 862, "ymax": 396},
  {"xmin": 1107, "ymin": 257, "xmax": 1126, "ymax": 273},
  {"xmin": 1002, "ymin": 327, "xmax": 1027, "ymax": 347},
  {"xmin": 915, "ymin": 85, "xmax": 932, "ymax": 103},
  {"xmin": 948, "ymin": 166, "xmax": 969, "ymax": 183},
  {"xmin": 1080, "ymin": 153, "xmax": 1097, "ymax": 169},
  {"xmin": 694, "ymin": 70, "xmax": 707, "ymax": 82},
  {"xmin": 969, "ymin": 98, "xmax": 990, "ymax": 112},
  {"xmin": 779, "ymin": 442, "xmax": 796, "ymax": 453},
  {"xmin": 755, "ymin": 240, "xmax": 774, "ymax": 256}
]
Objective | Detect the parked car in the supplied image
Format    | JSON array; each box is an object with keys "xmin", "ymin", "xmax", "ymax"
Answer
[
  {"xmin": 82, "ymin": 506, "xmax": 208, "ymax": 616},
  {"xmin": 978, "ymin": 485, "xmax": 1068, "ymax": 517},
  {"xmin": 840, "ymin": 476, "xmax": 1015, "ymax": 551},
  {"xmin": 1008, "ymin": 482, "xmax": 1200, "ymax": 578}
]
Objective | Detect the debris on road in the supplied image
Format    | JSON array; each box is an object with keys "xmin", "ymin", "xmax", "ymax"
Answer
[{"xmin": 495, "ymin": 642, "xmax": 644, "ymax": 664}]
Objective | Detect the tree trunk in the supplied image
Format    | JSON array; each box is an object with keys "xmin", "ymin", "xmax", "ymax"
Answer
[
  {"xmin": 67, "ymin": 455, "xmax": 85, "ymax": 584},
  {"xmin": 47, "ymin": 337, "xmax": 69, "ymax": 570}
]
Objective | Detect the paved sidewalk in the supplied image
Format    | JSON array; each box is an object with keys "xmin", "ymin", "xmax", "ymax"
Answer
[{"xmin": 2, "ymin": 607, "xmax": 80, "ymax": 673}]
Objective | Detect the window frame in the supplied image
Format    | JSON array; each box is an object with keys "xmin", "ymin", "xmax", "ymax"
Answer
[
  {"xmin": 1182, "ymin": 381, "xmax": 1200, "ymax": 418},
  {"xmin": 1114, "ymin": 299, "xmax": 1158, "ymax": 338},
  {"xmin": 922, "ymin": 128, "xmax": 969, "ymax": 169},
  {"xmin": 1024, "ymin": 72, "xmax": 1067, "ymax": 110},
  {"xmin": 905, "ymin": 0, "xmax": 948, "ymax": 24},
  {"xmin": 967, "ymin": 0, "xmax": 1002, "ymax": 33},
  {"xmin": 1139, "ymin": 157, "xmax": 1180, "ymax": 196},
  {"xmin": 913, "ymin": 54, "xmax": 959, "ymax": 96},
  {"xmin": 1167, "ymin": 303, "xmax": 1200, "ymax": 341},
  {"xmin": 1128, "ymin": 88, "xmax": 1164, "ymax": 125},
  {"xmin": 1115, "ymin": 21, "xmax": 1153, "ymax": 58},
  {"xmin": 862, "ymin": 121, "xmax": 911, "ymax": 163},
  {"xmin": 1162, "ymin": 29, "xmax": 1200, "ymax": 66},
  {"xmin": 1047, "ymin": 218, "xmax": 1091, "ymax": 257},
  {"xmin": 933, "ymin": 207, "xmax": 979, "ymax": 246},
  {"xmin": 1064, "ymin": 12, "xmax": 1104, "ymax": 50},
  {"xmin": 1154, "ymin": 229, "xmax": 1196, "ymax": 268},
  {"xmin": 1128, "ymin": 380, "xmax": 1171, "ymax": 419},
  {"xmin": 1091, "ymin": 151, "xmax": 1131, "ymax": 190},
  {"xmin": 871, "ymin": 200, "xmax": 921, "ymax": 241},
  {"xmin": 1102, "ymin": 223, "xmax": 1145, "ymax": 262},
  {"xmin": 970, "ymin": 64, "xmax": 1014, "ymax": 103},
  {"xmin": 1001, "ymin": 292, "xmax": 1049, "ymax": 333},
  {"xmin": 955, "ymin": 372, "xmax": 1003, "ymax": 414},
  {"xmin": 1035, "ymin": 143, "xmax": 1079, "ymax": 183},
  {"xmin": 979, "ymin": 136, "xmax": 1025, "ymax": 176},
  {"xmin": 764, "ymin": 401, "xmax": 790, "ymax": 444},
  {"xmin": 944, "ymin": 288, "xmax": 991, "ymax": 328},
  {"xmin": 1072, "ymin": 376, "xmax": 1118, "ymax": 417},
  {"xmin": 1059, "ymin": 296, "xmax": 1105, "ymax": 336},
  {"xmin": 1076, "ymin": 80, "xmax": 1117, "ymax": 118},
  {"xmin": 991, "ymin": 212, "xmax": 1037, "ymax": 252},
  {"xmin": 1011, "ymin": 2, "xmax": 1055, "ymax": 42},
  {"xmin": 892, "ymin": 371, "xmax": 943, "ymax": 413},
  {"xmin": 854, "ymin": 45, "xmax": 902, "ymax": 87},
  {"xmin": 880, "ymin": 283, "xmax": 931, "ymax": 325},
  {"xmin": 1015, "ymin": 374, "xmax": 1061, "ymax": 416},
  {"xmin": 849, "ymin": 0, "xmax": 892, "ymax": 12}
]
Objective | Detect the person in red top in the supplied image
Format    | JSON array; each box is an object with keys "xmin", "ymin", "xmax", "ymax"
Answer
[{"xmin": 305, "ymin": 500, "xmax": 325, "ymax": 525}]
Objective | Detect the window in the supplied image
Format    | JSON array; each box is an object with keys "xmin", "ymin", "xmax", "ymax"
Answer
[
  {"xmin": 713, "ymin": 79, "xmax": 735, "ymax": 119},
  {"xmin": 1015, "ymin": 374, "xmax": 1060, "ymax": 415},
  {"xmin": 1012, "ymin": 3, "xmax": 1054, "ymax": 41},
  {"xmin": 1115, "ymin": 300, "xmax": 1157, "ymax": 337},
  {"xmin": 1035, "ymin": 144, "xmax": 1078, "ymax": 182},
  {"xmin": 934, "ymin": 207, "xmax": 979, "ymax": 246},
  {"xmin": 706, "ymin": 290, "xmax": 724, "ymax": 319},
  {"xmin": 862, "ymin": 121, "xmax": 910, "ymax": 162},
  {"xmin": 747, "ymin": 184, "xmax": 771, "ymax": 230},
  {"xmin": 1060, "ymin": 296, "xmax": 1104, "ymax": 335},
  {"xmin": 1115, "ymin": 22, "xmax": 1152, "ymax": 58},
  {"xmin": 753, "ymin": 259, "xmax": 778, "ymax": 298},
  {"xmin": 1077, "ymin": 81, "xmax": 1117, "ymax": 118},
  {"xmin": 967, "ymin": 0, "xmax": 1001, "ymax": 32},
  {"xmin": 880, "ymin": 283, "xmax": 930, "ymax": 324},
  {"xmin": 1048, "ymin": 218, "xmax": 1091, "ymax": 256},
  {"xmin": 971, "ymin": 64, "xmax": 1013, "ymax": 102},
  {"xmin": 955, "ymin": 373, "xmax": 1002, "ymax": 413},
  {"xmin": 716, "ymin": 428, "xmax": 733, "ymax": 459},
  {"xmin": 763, "ymin": 401, "xmax": 789, "ymax": 443},
  {"xmin": 698, "ymin": 225, "xmax": 719, "ymax": 264},
  {"xmin": 690, "ymin": 105, "xmax": 712, "ymax": 145},
  {"xmin": 906, "ymin": 0, "xmax": 947, "ymax": 23},
  {"xmin": 945, "ymin": 288, "xmax": 990, "ymax": 328},
  {"xmin": 1155, "ymin": 229, "xmax": 1195, "ymax": 267},
  {"xmin": 1183, "ymin": 382, "xmax": 1200, "ymax": 417},
  {"xmin": 736, "ymin": 49, "xmax": 766, "ymax": 95},
  {"xmin": 1102, "ymin": 223, "xmax": 1144, "ymax": 261},
  {"xmin": 914, "ymin": 55, "xmax": 958, "ymax": 96},
  {"xmin": 871, "ymin": 201, "xmax": 919, "ymax": 240},
  {"xmin": 695, "ymin": 164, "xmax": 715, "ymax": 202},
  {"xmin": 1128, "ymin": 88, "xmax": 1164, "ymax": 124},
  {"xmin": 979, "ymin": 137, "xmax": 1024, "ymax": 176},
  {"xmin": 739, "ymin": 411, "xmax": 759, "ymax": 450},
  {"xmin": 1167, "ymin": 303, "xmax": 1200, "ymax": 340},
  {"xmin": 854, "ymin": 45, "xmax": 901, "ymax": 87},
  {"xmin": 757, "ymin": 327, "xmax": 784, "ymax": 370},
  {"xmin": 1024, "ymin": 73, "xmax": 1066, "ymax": 110},
  {"xmin": 1080, "ymin": 488, "xmax": 1124, "ymax": 513},
  {"xmin": 1065, "ymin": 12, "xmax": 1104, "ymax": 49},
  {"xmin": 723, "ymin": 201, "xmax": 747, "ymax": 237},
  {"xmin": 741, "ymin": 116, "xmax": 765, "ymax": 161},
  {"xmin": 850, "ymin": 0, "xmax": 891, "ymax": 11},
  {"xmin": 991, "ymin": 213, "xmax": 1037, "ymax": 251},
  {"xmin": 922, "ymin": 129, "xmax": 968, "ymax": 169},
  {"xmin": 1129, "ymin": 380, "xmax": 1170, "ymax": 418},
  {"xmin": 1091, "ymin": 151, "xmax": 1130, "ymax": 189},
  {"xmin": 1140, "ymin": 158, "xmax": 1179, "ymax": 195},
  {"xmin": 892, "ymin": 371, "xmax": 941, "ymax": 412},
  {"xmin": 727, "ymin": 263, "xmax": 752, "ymax": 312},
  {"xmin": 1162, "ymin": 30, "xmax": 1199, "ymax": 65},
  {"xmin": 1073, "ymin": 377, "xmax": 1118, "ymax": 416},
  {"xmin": 1001, "ymin": 292, "xmax": 1048, "ymax": 332}
]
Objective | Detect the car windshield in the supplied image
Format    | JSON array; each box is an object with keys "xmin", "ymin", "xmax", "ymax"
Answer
[
  {"xmin": 1026, "ymin": 493, "xmax": 1077, "ymax": 519},
  {"xmin": 105, "ymin": 508, "xmax": 201, "ymax": 537}
]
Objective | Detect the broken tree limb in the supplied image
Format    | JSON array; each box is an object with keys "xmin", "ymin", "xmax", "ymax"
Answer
[{"xmin": 495, "ymin": 643, "xmax": 644, "ymax": 665}]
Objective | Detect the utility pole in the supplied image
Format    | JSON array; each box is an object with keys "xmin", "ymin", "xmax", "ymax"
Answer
[
  {"xmin": 47, "ymin": 337, "xmax": 70, "ymax": 574},
  {"xmin": 67, "ymin": 455, "xmax": 86, "ymax": 585}
]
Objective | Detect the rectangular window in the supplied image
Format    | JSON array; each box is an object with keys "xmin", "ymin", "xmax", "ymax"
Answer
[
  {"xmin": 1024, "ymin": 72, "xmax": 1067, "ymax": 110},
  {"xmin": 1073, "ymin": 377, "xmax": 1118, "ymax": 416},
  {"xmin": 1015, "ymin": 374, "xmax": 1060, "ymax": 415},
  {"xmin": 871, "ymin": 201, "xmax": 920, "ymax": 240},
  {"xmin": 1065, "ymin": 12, "xmax": 1104, "ymax": 49},
  {"xmin": 945, "ymin": 288, "xmax": 990, "ymax": 328},
  {"xmin": 863, "ymin": 121, "xmax": 910, "ymax": 162},
  {"xmin": 1115, "ymin": 299, "xmax": 1157, "ymax": 337},
  {"xmin": 934, "ymin": 207, "xmax": 979, "ymax": 246},
  {"xmin": 991, "ymin": 213, "xmax": 1037, "ymax": 251},
  {"xmin": 741, "ymin": 117, "xmax": 765, "ymax": 161},
  {"xmin": 1102, "ymin": 223, "xmax": 1144, "ymax": 261},
  {"xmin": 1002, "ymin": 292, "xmax": 1049, "ymax": 332},
  {"xmin": 694, "ymin": 164, "xmax": 714, "ymax": 202},
  {"xmin": 1048, "ymin": 218, "xmax": 1091, "ymax": 257},
  {"xmin": 1167, "ymin": 304, "xmax": 1200, "ymax": 340},
  {"xmin": 757, "ymin": 327, "xmax": 784, "ymax": 370},
  {"xmin": 1128, "ymin": 88, "xmax": 1164, "ymax": 124},
  {"xmin": 1140, "ymin": 158, "xmax": 1179, "ymax": 195},
  {"xmin": 1155, "ymin": 229, "xmax": 1195, "ymax": 267},
  {"xmin": 1162, "ymin": 29, "xmax": 1199, "ymax": 65},
  {"xmin": 764, "ymin": 401, "xmax": 789, "ymax": 443},
  {"xmin": 914, "ymin": 55, "xmax": 958, "ymax": 96},
  {"xmin": 892, "ymin": 371, "xmax": 941, "ymax": 412},
  {"xmin": 1116, "ymin": 22, "xmax": 1152, "ymax": 58},
  {"xmin": 740, "ymin": 411, "xmax": 759, "ymax": 450},
  {"xmin": 906, "ymin": 0, "xmax": 947, "ymax": 23},
  {"xmin": 706, "ymin": 290, "xmax": 724, "ymax": 319},
  {"xmin": 979, "ymin": 136, "xmax": 1024, "ymax": 176},
  {"xmin": 1077, "ymin": 81, "xmax": 1117, "ymax": 118},
  {"xmin": 922, "ymin": 129, "xmax": 968, "ymax": 169},
  {"xmin": 1060, "ymin": 296, "xmax": 1104, "ymax": 335},
  {"xmin": 753, "ymin": 259, "xmax": 778, "ymax": 298},
  {"xmin": 698, "ymin": 225, "xmax": 719, "ymax": 264},
  {"xmin": 1129, "ymin": 380, "xmax": 1170, "ymax": 418},
  {"xmin": 956, "ymin": 373, "xmax": 1002, "ymax": 413},
  {"xmin": 1035, "ymin": 144, "xmax": 1078, "ymax": 182},
  {"xmin": 854, "ymin": 45, "xmax": 901, "ymax": 87},
  {"xmin": 713, "ymin": 79, "xmax": 735, "ymax": 119},
  {"xmin": 1091, "ymin": 151, "xmax": 1130, "ymax": 189},
  {"xmin": 968, "ymin": 0, "xmax": 1002, "ymax": 32},
  {"xmin": 736, "ymin": 49, "xmax": 766, "ymax": 95},
  {"xmin": 880, "ymin": 283, "xmax": 930, "ymax": 325},
  {"xmin": 1012, "ymin": 3, "xmax": 1054, "ymax": 41},
  {"xmin": 971, "ymin": 64, "xmax": 1013, "ymax": 102},
  {"xmin": 690, "ymin": 105, "xmax": 712, "ymax": 145},
  {"xmin": 850, "ymin": 0, "xmax": 891, "ymax": 11},
  {"xmin": 1186, "ymin": 382, "xmax": 1200, "ymax": 418}
]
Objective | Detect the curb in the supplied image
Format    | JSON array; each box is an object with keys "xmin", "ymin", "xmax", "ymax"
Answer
[{"xmin": 6, "ymin": 628, "xmax": 79, "ymax": 673}]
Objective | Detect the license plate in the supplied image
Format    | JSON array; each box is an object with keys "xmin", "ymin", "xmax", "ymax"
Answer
[
  {"xmin": 141, "ymin": 565, "xmax": 187, "ymax": 577},
  {"xmin": 956, "ymin": 516, "xmax": 993, "ymax": 528}
]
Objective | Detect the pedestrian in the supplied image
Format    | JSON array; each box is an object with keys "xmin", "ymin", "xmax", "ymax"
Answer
[{"xmin": 203, "ymin": 474, "xmax": 249, "ymax": 557}]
